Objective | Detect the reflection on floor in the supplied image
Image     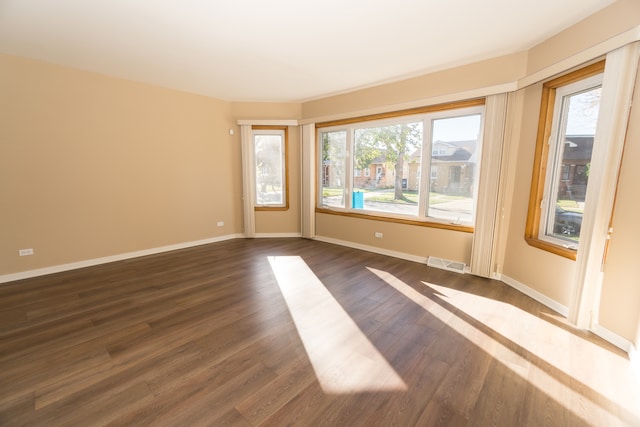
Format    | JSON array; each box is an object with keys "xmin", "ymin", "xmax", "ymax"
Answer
[{"xmin": 269, "ymin": 256, "xmax": 406, "ymax": 393}]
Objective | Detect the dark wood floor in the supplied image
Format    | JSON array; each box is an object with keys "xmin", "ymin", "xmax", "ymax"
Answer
[{"xmin": 1, "ymin": 238, "xmax": 639, "ymax": 426}]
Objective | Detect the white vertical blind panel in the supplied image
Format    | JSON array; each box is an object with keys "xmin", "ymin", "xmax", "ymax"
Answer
[
  {"xmin": 301, "ymin": 124, "xmax": 316, "ymax": 238},
  {"xmin": 470, "ymin": 94, "xmax": 508, "ymax": 277},
  {"xmin": 240, "ymin": 124, "xmax": 256, "ymax": 238}
]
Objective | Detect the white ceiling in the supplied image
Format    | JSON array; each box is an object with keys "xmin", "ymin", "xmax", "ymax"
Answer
[{"xmin": 0, "ymin": 0, "xmax": 615, "ymax": 102}]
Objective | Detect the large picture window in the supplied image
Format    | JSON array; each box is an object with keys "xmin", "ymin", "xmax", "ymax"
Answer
[
  {"xmin": 318, "ymin": 102, "xmax": 484, "ymax": 230},
  {"xmin": 526, "ymin": 61, "xmax": 604, "ymax": 259}
]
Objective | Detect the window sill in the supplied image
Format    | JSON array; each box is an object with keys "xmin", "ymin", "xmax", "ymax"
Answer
[
  {"xmin": 316, "ymin": 207, "xmax": 474, "ymax": 233},
  {"xmin": 255, "ymin": 206, "xmax": 289, "ymax": 211},
  {"xmin": 525, "ymin": 236, "xmax": 577, "ymax": 261}
]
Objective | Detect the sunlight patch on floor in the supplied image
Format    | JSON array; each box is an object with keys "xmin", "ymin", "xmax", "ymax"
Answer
[
  {"xmin": 366, "ymin": 267, "xmax": 640, "ymax": 426},
  {"xmin": 268, "ymin": 256, "xmax": 406, "ymax": 394},
  {"xmin": 422, "ymin": 281, "xmax": 640, "ymax": 422}
]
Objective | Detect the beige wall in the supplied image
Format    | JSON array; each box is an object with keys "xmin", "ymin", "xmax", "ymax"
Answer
[
  {"xmin": 0, "ymin": 54, "xmax": 242, "ymax": 275},
  {"xmin": 316, "ymin": 214, "xmax": 472, "ymax": 263},
  {"xmin": 302, "ymin": 52, "xmax": 527, "ymax": 121},
  {"xmin": 231, "ymin": 102, "xmax": 301, "ymax": 121}
]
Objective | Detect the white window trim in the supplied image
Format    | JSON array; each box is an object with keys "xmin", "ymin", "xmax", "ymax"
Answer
[{"xmin": 253, "ymin": 128, "xmax": 287, "ymax": 208}]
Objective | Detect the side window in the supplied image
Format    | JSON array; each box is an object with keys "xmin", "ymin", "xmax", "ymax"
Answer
[
  {"xmin": 253, "ymin": 126, "xmax": 288, "ymax": 210},
  {"xmin": 526, "ymin": 62, "xmax": 604, "ymax": 258}
]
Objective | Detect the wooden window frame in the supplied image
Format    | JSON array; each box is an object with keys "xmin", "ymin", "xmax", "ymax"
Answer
[
  {"xmin": 524, "ymin": 61, "xmax": 605, "ymax": 260},
  {"xmin": 253, "ymin": 125, "xmax": 289, "ymax": 211}
]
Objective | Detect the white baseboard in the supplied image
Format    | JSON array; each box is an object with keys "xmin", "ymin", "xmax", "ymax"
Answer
[
  {"xmin": 501, "ymin": 274, "xmax": 569, "ymax": 317},
  {"xmin": 590, "ymin": 324, "xmax": 633, "ymax": 353},
  {"xmin": 501, "ymin": 275, "xmax": 637, "ymax": 354},
  {"xmin": 313, "ymin": 235, "xmax": 429, "ymax": 264},
  {"xmin": 254, "ymin": 233, "xmax": 302, "ymax": 238},
  {"xmin": 594, "ymin": 327, "xmax": 640, "ymax": 387},
  {"xmin": 0, "ymin": 233, "xmax": 244, "ymax": 284}
]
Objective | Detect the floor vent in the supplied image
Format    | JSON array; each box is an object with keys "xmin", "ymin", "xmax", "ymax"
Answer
[{"xmin": 427, "ymin": 257, "xmax": 466, "ymax": 274}]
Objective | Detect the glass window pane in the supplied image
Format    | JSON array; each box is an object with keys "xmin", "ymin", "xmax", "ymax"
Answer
[
  {"xmin": 545, "ymin": 86, "xmax": 601, "ymax": 243},
  {"xmin": 255, "ymin": 134, "xmax": 284, "ymax": 205},
  {"xmin": 428, "ymin": 114, "xmax": 481, "ymax": 224},
  {"xmin": 352, "ymin": 122, "xmax": 423, "ymax": 215},
  {"xmin": 321, "ymin": 130, "xmax": 347, "ymax": 208}
]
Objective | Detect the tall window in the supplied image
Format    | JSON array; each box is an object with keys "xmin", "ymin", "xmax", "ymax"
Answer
[
  {"xmin": 526, "ymin": 61, "xmax": 604, "ymax": 258},
  {"xmin": 318, "ymin": 101, "xmax": 484, "ymax": 230},
  {"xmin": 253, "ymin": 126, "xmax": 288, "ymax": 209}
]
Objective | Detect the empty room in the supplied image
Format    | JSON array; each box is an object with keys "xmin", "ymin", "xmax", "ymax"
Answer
[{"xmin": 2, "ymin": 0, "xmax": 640, "ymax": 425}]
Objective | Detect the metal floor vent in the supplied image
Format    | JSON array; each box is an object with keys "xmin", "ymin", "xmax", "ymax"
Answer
[{"xmin": 427, "ymin": 257, "xmax": 466, "ymax": 274}]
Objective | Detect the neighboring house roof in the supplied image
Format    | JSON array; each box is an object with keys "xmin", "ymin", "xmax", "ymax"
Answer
[
  {"xmin": 446, "ymin": 139, "xmax": 477, "ymax": 152},
  {"xmin": 409, "ymin": 139, "xmax": 477, "ymax": 161},
  {"xmin": 563, "ymin": 135, "xmax": 594, "ymax": 162},
  {"xmin": 358, "ymin": 138, "xmax": 479, "ymax": 166},
  {"xmin": 433, "ymin": 148, "xmax": 473, "ymax": 162}
]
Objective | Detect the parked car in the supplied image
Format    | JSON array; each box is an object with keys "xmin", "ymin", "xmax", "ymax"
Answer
[{"xmin": 554, "ymin": 205, "xmax": 582, "ymax": 236}]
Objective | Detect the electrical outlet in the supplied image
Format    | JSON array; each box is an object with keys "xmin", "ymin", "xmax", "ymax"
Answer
[
  {"xmin": 19, "ymin": 248, "xmax": 34, "ymax": 256},
  {"xmin": 374, "ymin": 232, "xmax": 383, "ymax": 239},
  {"xmin": 217, "ymin": 221, "xmax": 224, "ymax": 227}
]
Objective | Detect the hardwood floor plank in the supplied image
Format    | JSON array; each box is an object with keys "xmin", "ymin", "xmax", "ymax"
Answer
[
  {"xmin": 30, "ymin": 342, "xmax": 201, "ymax": 425},
  {"xmin": 32, "ymin": 351, "xmax": 115, "ymax": 410},
  {"xmin": 258, "ymin": 381, "xmax": 336, "ymax": 427},
  {"xmin": 367, "ymin": 357, "xmax": 450, "ymax": 426},
  {"xmin": 35, "ymin": 381, "xmax": 154, "ymax": 426},
  {"xmin": 468, "ymin": 359, "xmax": 529, "ymax": 427},
  {"xmin": 0, "ymin": 316, "xmax": 93, "ymax": 360},
  {"xmin": 110, "ymin": 358, "xmax": 276, "ymax": 426},
  {"xmin": 205, "ymin": 408, "xmax": 253, "ymax": 427},
  {"xmin": 417, "ymin": 399, "xmax": 470, "ymax": 427},
  {"xmin": 234, "ymin": 358, "xmax": 317, "ymax": 425},
  {"xmin": 0, "ymin": 393, "xmax": 35, "ymax": 426}
]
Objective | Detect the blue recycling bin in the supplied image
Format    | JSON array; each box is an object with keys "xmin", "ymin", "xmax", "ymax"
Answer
[{"xmin": 352, "ymin": 191, "xmax": 364, "ymax": 209}]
